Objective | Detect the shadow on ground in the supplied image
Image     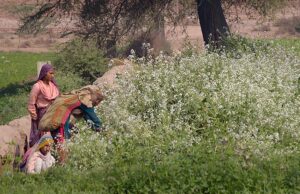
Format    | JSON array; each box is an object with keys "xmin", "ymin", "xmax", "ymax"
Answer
[{"xmin": 0, "ymin": 81, "xmax": 34, "ymax": 96}]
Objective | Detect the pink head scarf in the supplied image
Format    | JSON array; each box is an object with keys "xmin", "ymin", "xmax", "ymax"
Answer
[{"xmin": 38, "ymin": 64, "xmax": 58, "ymax": 86}]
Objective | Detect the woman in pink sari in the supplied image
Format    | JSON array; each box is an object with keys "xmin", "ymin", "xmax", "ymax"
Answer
[{"xmin": 28, "ymin": 64, "xmax": 60, "ymax": 147}]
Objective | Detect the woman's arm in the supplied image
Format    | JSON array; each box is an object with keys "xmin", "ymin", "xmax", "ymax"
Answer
[
  {"xmin": 26, "ymin": 152, "xmax": 40, "ymax": 174},
  {"xmin": 34, "ymin": 158, "xmax": 43, "ymax": 173},
  {"xmin": 27, "ymin": 84, "xmax": 39, "ymax": 120}
]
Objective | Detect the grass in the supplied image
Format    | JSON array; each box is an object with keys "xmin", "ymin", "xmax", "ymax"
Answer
[
  {"xmin": 0, "ymin": 52, "xmax": 55, "ymax": 88},
  {"xmin": 271, "ymin": 38, "xmax": 300, "ymax": 56},
  {"xmin": 0, "ymin": 85, "xmax": 31, "ymax": 124},
  {"xmin": 1, "ymin": 138, "xmax": 300, "ymax": 193}
]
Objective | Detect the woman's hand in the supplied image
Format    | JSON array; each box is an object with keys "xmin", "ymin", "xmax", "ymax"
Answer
[
  {"xmin": 31, "ymin": 113, "xmax": 37, "ymax": 120},
  {"xmin": 95, "ymin": 127, "xmax": 105, "ymax": 132}
]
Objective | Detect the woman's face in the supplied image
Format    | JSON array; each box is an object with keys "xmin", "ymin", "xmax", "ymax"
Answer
[
  {"xmin": 44, "ymin": 70, "xmax": 55, "ymax": 82},
  {"xmin": 40, "ymin": 144, "xmax": 51, "ymax": 155},
  {"xmin": 92, "ymin": 98, "xmax": 102, "ymax": 106}
]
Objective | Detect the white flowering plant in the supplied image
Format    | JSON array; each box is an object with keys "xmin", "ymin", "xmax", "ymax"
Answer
[{"xmin": 64, "ymin": 42, "xmax": 300, "ymax": 172}]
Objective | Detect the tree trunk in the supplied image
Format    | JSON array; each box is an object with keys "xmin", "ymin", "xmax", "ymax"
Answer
[
  {"xmin": 196, "ymin": 0, "xmax": 230, "ymax": 49},
  {"xmin": 105, "ymin": 38, "xmax": 117, "ymax": 58},
  {"xmin": 151, "ymin": 12, "xmax": 167, "ymax": 55}
]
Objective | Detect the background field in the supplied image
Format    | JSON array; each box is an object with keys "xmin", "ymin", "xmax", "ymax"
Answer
[{"xmin": 0, "ymin": 52, "xmax": 54, "ymax": 88}]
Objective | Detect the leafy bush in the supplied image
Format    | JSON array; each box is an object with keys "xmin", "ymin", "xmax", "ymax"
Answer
[
  {"xmin": 217, "ymin": 34, "xmax": 270, "ymax": 58},
  {"xmin": 55, "ymin": 71, "xmax": 86, "ymax": 92},
  {"xmin": 54, "ymin": 39, "xmax": 109, "ymax": 82},
  {"xmin": 271, "ymin": 38, "xmax": 300, "ymax": 57},
  {"xmin": 220, "ymin": 35, "xmax": 300, "ymax": 59}
]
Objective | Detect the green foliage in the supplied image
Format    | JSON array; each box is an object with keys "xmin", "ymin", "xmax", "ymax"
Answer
[
  {"xmin": 54, "ymin": 71, "xmax": 86, "ymax": 92},
  {"xmin": 54, "ymin": 39, "xmax": 109, "ymax": 82},
  {"xmin": 271, "ymin": 38, "xmax": 300, "ymax": 56},
  {"xmin": 216, "ymin": 34, "xmax": 270, "ymax": 58},
  {"xmin": 1, "ymin": 138, "xmax": 300, "ymax": 193},
  {"xmin": 216, "ymin": 35, "xmax": 300, "ymax": 59}
]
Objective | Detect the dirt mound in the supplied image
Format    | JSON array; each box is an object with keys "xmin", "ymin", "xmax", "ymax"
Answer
[
  {"xmin": 0, "ymin": 115, "xmax": 30, "ymax": 170},
  {"xmin": 94, "ymin": 59, "xmax": 133, "ymax": 89}
]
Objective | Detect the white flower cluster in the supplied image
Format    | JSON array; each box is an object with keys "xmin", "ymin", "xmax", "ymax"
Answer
[{"xmin": 67, "ymin": 44, "xmax": 300, "ymax": 169}]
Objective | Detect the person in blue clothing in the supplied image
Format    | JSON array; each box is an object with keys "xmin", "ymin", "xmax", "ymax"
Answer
[
  {"xmin": 48, "ymin": 89, "xmax": 104, "ymax": 164},
  {"xmin": 36, "ymin": 86, "xmax": 104, "ymax": 164},
  {"xmin": 64, "ymin": 91, "xmax": 104, "ymax": 139}
]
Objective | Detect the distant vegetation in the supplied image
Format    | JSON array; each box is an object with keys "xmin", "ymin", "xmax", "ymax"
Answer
[{"xmin": 54, "ymin": 38, "xmax": 109, "ymax": 82}]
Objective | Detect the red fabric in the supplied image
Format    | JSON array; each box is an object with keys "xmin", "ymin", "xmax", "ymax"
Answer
[{"xmin": 58, "ymin": 100, "xmax": 81, "ymax": 143}]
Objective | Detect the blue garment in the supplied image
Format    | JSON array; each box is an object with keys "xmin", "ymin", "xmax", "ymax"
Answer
[
  {"xmin": 64, "ymin": 104, "xmax": 102, "ymax": 139},
  {"xmin": 80, "ymin": 104, "xmax": 102, "ymax": 129},
  {"xmin": 64, "ymin": 114, "xmax": 72, "ymax": 139}
]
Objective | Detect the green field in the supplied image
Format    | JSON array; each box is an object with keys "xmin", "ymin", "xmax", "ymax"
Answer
[{"xmin": 0, "ymin": 52, "xmax": 55, "ymax": 88}]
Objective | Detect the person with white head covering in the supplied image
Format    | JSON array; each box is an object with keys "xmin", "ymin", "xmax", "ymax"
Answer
[{"xmin": 21, "ymin": 134, "xmax": 56, "ymax": 174}]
